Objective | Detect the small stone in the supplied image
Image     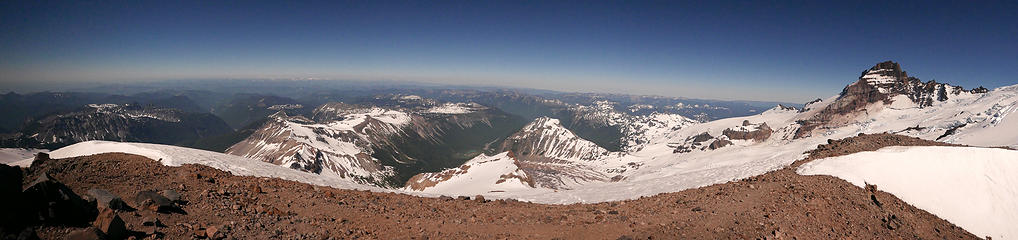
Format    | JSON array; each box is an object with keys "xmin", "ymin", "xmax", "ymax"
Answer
[
  {"xmin": 142, "ymin": 217, "xmax": 163, "ymax": 227},
  {"xmin": 144, "ymin": 226, "xmax": 162, "ymax": 238},
  {"xmin": 473, "ymin": 195, "xmax": 486, "ymax": 203},
  {"xmin": 207, "ymin": 225, "xmax": 225, "ymax": 240},
  {"xmin": 193, "ymin": 228, "xmax": 207, "ymax": 238}
]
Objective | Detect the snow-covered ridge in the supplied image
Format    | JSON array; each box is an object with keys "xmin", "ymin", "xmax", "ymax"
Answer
[
  {"xmin": 504, "ymin": 117, "xmax": 611, "ymax": 162},
  {"xmin": 798, "ymin": 146, "xmax": 1018, "ymax": 240},
  {"xmin": 426, "ymin": 102, "xmax": 486, "ymax": 114},
  {"xmin": 46, "ymin": 141, "xmax": 385, "ymax": 191},
  {"xmin": 404, "ymin": 152, "xmax": 537, "ymax": 195},
  {"xmin": 226, "ymin": 105, "xmax": 413, "ymax": 185}
]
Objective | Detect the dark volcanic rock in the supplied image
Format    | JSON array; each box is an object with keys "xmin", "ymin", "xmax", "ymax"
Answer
[
  {"xmin": 66, "ymin": 226, "xmax": 106, "ymax": 240},
  {"xmin": 135, "ymin": 190, "xmax": 177, "ymax": 213},
  {"xmin": 86, "ymin": 189, "xmax": 131, "ymax": 211},
  {"xmin": 722, "ymin": 122, "xmax": 773, "ymax": 142},
  {"xmin": 21, "ymin": 173, "xmax": 97, "ymax": 225},
  {"xmin": 0, "ymin": 163, "xmax": 23, "ymax": 207},
  {"xmin": 30, "ymin": 153, "xmax": 49, "ymax": 169},
  {"xmin": 159, "ymin": 189, "xmax": 183, "ymax": 203},
  {"xmin": 93, "ymin": 208, "xmax": 126, "ymax": 240},
  {"xmin": 707, "ymin": 139, "xmax": 731, "ymax": 150},
  {"xmin": 688, "ymin": 132, "xmax": 713, "ymax": 143}
]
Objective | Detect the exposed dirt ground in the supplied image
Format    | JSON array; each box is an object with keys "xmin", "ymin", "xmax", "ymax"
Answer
[{"xmin": 12, "ymin": 133, "xmax": 978, "ymax": 239}]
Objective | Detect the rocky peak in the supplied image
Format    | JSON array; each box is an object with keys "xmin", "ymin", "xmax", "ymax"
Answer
[
  {"xmin": 794, "ymin": 61, "xmax": 985, "ymax": 138},
  {"xmin": 500, "ymin": 117, "xmax": 610, "ymax": 161}
]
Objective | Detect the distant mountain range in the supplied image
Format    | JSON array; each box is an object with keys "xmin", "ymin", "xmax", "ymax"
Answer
[{"xmin": 5, "ymin": 61, "xmax": 1011, "ymax": 193}]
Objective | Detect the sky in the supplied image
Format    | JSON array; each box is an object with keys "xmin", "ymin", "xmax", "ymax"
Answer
[{"xmin": 1, "ymin": 1, "xmax": 1016, "ymax": 103}]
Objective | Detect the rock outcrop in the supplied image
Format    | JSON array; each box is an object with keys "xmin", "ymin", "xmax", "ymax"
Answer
[
  {"xmin": 21, "ymin": 173, "xmax": 98, "ymax": 225},
  {"xmin": 723, "ymin": 120, "xmax": 773, "ymax": 142}
]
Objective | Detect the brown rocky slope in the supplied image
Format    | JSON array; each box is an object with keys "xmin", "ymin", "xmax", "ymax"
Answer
[{"xmin": 3, "ymin": 134, "xmax": 977, "ymax": 239}]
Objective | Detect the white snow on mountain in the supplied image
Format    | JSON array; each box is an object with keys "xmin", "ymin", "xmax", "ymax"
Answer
[
  {"xmin": 425, "ymin": 83, "xmax": 1018, "ymax": 204},
  {"xmin": 425, "ymin": 102, "xmax": 485, "ymax": 114},
  {"xmin": 404, "ymin": 152, "xmax": 541, "ymax": 195},
  {"xmin": 861, "ymin": 68, "xmax": 898, "ymax": 93},
  {"xmin": 45, "ymin": 141, "xmax": 386, "ymax": 191},
  {"xmin": 0, "ymin": 148, "xmax": 47, "ymax": 164},
  {"xmin": 798, "ymin": 146, "xmax": 1018, "ymax": 240},
  {"xmin": 225, "ymin": 107, "xmax": 405, "ymax": 185},
  {"xmin": 506, "ymin": 117, "xmax": 613, "ymax": 161},
  {"xmin": 31, "ymin": 82, "xmax": 1018, "ymax": 238}
]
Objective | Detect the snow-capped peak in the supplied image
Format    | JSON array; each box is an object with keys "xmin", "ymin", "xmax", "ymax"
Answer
[{"xmin": 501, "ymin": 117, "xmax": 610, "ymax": 162}]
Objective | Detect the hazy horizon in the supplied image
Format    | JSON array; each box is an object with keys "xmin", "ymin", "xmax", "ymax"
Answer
[{"xmin": 2, "ymin": 1, "xmax": 1016, "ymax": 103}]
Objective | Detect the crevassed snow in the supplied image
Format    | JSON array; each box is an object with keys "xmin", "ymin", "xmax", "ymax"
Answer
[{"xmin": 797, "ymin": 146, "xmax": 1018, "ymax": 240}]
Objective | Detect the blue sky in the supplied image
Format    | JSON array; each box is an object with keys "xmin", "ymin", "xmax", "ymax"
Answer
[{"xmin": 1, "ymin": 1, "xmax": 1016, "ymax": 102}]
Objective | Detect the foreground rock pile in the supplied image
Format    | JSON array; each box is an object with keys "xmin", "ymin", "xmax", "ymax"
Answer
[{"xmin": 1, "ymin": 134, "xmax": 978, "ymax": 239}]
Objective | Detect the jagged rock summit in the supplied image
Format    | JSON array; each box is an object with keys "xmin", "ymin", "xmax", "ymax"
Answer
[{"xmin": 795, "ymin": 61, "xmax": 988, "ymax": 138}]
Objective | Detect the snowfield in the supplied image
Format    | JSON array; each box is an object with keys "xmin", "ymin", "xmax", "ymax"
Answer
[
  {"xmin": 798, "ymin": 146, "xmax": 1018, "ymax": 240},
  {"xmin": 0, "ymin": 148, "xmax": 49, "ymax": 166},
  {"xmin": 407, "ymin": 152, "xmax": 545, "ymax": 195},
  {"xmin": 46, "ymin": 141, "xmax": 389, "ymax": 193}
]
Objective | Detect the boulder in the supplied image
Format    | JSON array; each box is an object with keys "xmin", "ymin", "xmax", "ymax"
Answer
[
  {"xmin": 0, "ymin": 164, "xmax": 24, "ymax": 226},
  {"xmin": 21, "ymin": 173, "xmax": 97, "ymax": 225},
  {"xmin": 66, "ymin": 227, "xmax": 106, "ymax": 240},
  {"xmin": 87, "ymin": 189, "xmax": 131, "ymax": 211},
  {"xmin": 93, "ymin": 208, "xmax": 126, "ymax": 240},
  {"xmin": 29, "ymin": 152, "xmax": 50, "ymax": 169},
  {"xmin": 159, "ymin": 190, "xmax": 183, "ymax": 203},
  {"xmin": 0, "ymin": 164, "xmax": 22, "ymax": 198},
  {"xmin": 134, "ymin": 191, "xmax": 177, "ymax": 213},
  {"xmin": 707, "ymin": 139, "xmax": 732, "ymax": 150}
]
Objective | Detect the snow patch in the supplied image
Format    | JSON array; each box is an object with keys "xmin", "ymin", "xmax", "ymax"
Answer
[
  {"xmin": 425, "ymin": 102, "xmax": 484, "ymax": 114},
  {"xmin": 798, "ymin": 146, "xmax": 1018, "ymax": 239}
]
